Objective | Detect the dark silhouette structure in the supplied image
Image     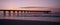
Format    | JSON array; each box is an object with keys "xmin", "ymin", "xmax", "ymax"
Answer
[{"xmin": 0, "ymin": 10, "xmax": 51, "ymax": 16}]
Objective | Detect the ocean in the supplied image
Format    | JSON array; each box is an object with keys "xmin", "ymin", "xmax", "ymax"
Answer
[{"xmin": 0, "ymin": 13, "xmax": 60, "ymax": 17}]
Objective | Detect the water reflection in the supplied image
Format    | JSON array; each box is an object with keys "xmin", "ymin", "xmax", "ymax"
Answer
[
  {"xmin": 0, "ymin": 13, "xmax": 60, "ymax": 17},
  {"xmin": 0, "ymin": 10, "xmax": 60, "ymax": 17}
]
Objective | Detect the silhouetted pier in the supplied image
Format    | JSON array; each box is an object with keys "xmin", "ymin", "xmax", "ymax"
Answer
[{"xmin": 0, "ymin": 10, "xmax": 51, "ymax": 16}]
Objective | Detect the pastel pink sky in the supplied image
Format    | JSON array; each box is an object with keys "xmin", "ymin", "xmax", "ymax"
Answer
[{"xmin": 0, "ymin": 0, "xmax": 59, "ymax": 9}]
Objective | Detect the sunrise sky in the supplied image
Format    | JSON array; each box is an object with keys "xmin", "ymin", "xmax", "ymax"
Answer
[{"xmin": 0, "ymin": 0, "xmax": 59, "ymax": 9}]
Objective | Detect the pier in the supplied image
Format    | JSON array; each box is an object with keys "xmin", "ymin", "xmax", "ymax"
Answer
[{"xmin": 0, "ymin": 10, "xmax": 51, "ymax": 16}]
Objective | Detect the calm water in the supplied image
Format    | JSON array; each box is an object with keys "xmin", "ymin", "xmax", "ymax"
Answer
[
  {"xmin": 0, "ymin": 13, "xmax": 60, "ymax": 17},
  {"xmin": 0, "ymin": 13, "xmax": 60, "ymax": 25},
  {"xmin": 0, "ymin": 19, "xmax": 60, "ymax": 25}
]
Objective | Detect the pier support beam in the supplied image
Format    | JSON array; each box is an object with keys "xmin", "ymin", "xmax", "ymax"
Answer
[
  {"xmin": 3, "ymin": 10, "xmax": 6, "ymax": 16},
  {"xmin": 13, "ymin": 11, "xmax": 15, "ymax": 16},
  {"xmin": 17, "ymin": 11, "xmax": 19, "ymax": 16},
  {"xmin": 8, "ymin": 11, "xmax": 11, "ymax": 16}
]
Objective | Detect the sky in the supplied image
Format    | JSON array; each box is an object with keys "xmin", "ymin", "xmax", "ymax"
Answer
[
  {"xmin": 0, "ymin": 0, "xmax": 59, "ymax": 9},
  {"xmin": 0, "ymin": 0, "xmax": 60, "ymax": 13}
]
